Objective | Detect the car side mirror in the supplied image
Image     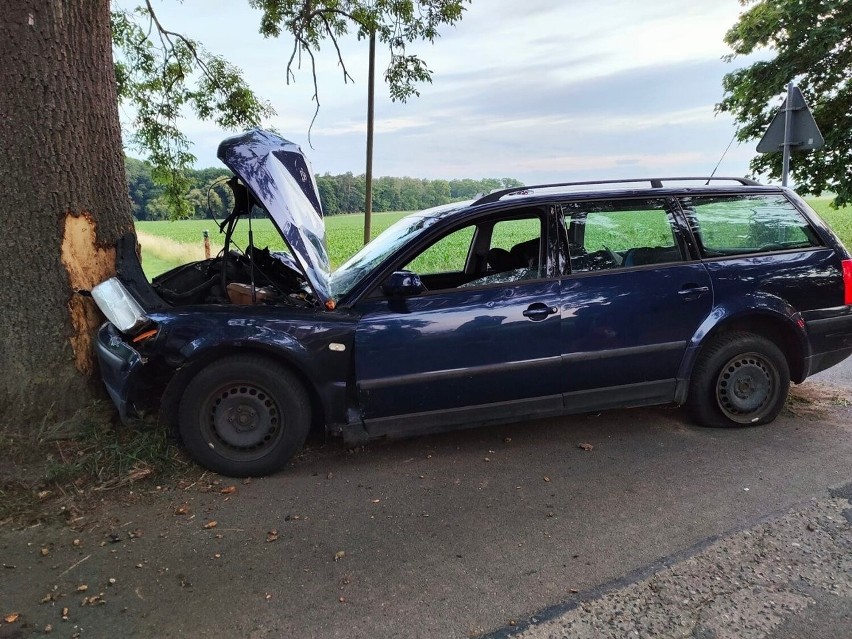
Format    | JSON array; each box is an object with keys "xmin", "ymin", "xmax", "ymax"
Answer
[{"xmin": 382, "ymin": 270, "xmax": 425, "ymax": 297}]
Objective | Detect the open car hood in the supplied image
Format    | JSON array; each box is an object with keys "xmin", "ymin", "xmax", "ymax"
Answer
[{"xmin": 217, "ymin": 129, "xmax": 333, "ymax": 307}]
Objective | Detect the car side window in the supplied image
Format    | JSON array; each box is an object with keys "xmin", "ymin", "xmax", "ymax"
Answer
[
  {"xmin": 396, "ymin": 211, "xmax": 546, "ymax": 293},
  {"xmin": 403, "ymin": 225, "xmax": 475, "ymax": 275},
  {"xmin": 679, "ymin": 195, "xmax": 820, "ymax": 257},
  {"xmin": 563, "ymin": 199, "xmax": 683, "ymax": 273}
]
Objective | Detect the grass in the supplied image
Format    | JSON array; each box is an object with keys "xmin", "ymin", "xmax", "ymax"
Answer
[
  {"xmin": 136, "ymin": 198, "xmax": 851, "ymax": 280},
  {"xmin": 808, "ymin": 198, "xmax": 852, "ymax": 248},
  {"xmin": 0, "ymin": 403, "xmax": 188, "ymax": 525}
]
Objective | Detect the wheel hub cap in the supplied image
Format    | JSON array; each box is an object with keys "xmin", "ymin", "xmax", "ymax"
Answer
[
  {"xmin": 209, "ymin": 385, "xmax": 279, "ymax": 450},
  {"xmin": 717, "ymin": 355, "xmax": 773, "ymax": 419}
]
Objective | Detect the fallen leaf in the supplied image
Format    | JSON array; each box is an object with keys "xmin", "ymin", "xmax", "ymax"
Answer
[
  {"xmin": 265, "ymin": 593, "xmax": 272, "ymax": 600},
  {"xmin": 370, "ymin": 499, "xmax": 380, "ymax": 504},
  {"xmin": 76, "ymin": 584, "xmax": 88, "ymax": 593},
  {"xmin": 483, "ymin": 457, "xmax": 491, "ymax": 462},
  {"xmin": 284, "ymin": 514, "xmax": 302, "ymax": 522},
  {"xmin": 577, "ymin": 443, "xmax": 594, "ymax": 451},
  {"xmin": 37, "ymin": 490, "xmax": 51, "ymax": 500},
  {"xmin": 242, "ymin": 478, "xmax": 252, "ymax": 485},
  {"xmin": 569, "ymin": 588, "xmax": 579, "ymax": 593},
  {"xmin": 503, "ymin": 437, "xmax": 512, "ymax": 444},
  {"xmin": 543, "ymin": 476, "xmax": 551, "ymax": 482},
  {"xmin": 203, "ymin": 520, "xmax": 217, "ymax": 529},
  {"xmin": 334, "ymin": 551, "xmax": 345, "ymax": 561},
  {"xmin": 127, "ymin": 466, "xmax": 153, "ymax": 482},
  {"xmin": 266, "ymin": 530, "xmax": 279, "ymax": 543},
  {"xmin": 174, "ymin": 504, "xmax": 191, "ymax": 516},
  {"xmin": 326, "ymin": 473, "xmax": 333, "ymax": 480},
  {"xmin": 40, "ymin": 593, "xmax": 55, "ymax": 604},
  {"xmin": 4, "ymin": 613, "xmax": 20, "ymax": 623},
  {"xmin": 81, "ymin": 595, "xmax": 104, "ymax": 606},
  {"xmin": 40, "ymin": 547, "xmax": 49, "ymax": 557},
  {"xmin": 213, "ymin": 553, "xmax": 221, "ymax": 559},
  {"xmin": 220, "ymin": 486, "xmax": 236, "ymax": 495},
  {"xmin": 44, "ymin": 623, "xmax": 53, "ymax": 633},
  {"xmin": 61, "ymin": 607, "xmax": 69, "ymax": 620}
]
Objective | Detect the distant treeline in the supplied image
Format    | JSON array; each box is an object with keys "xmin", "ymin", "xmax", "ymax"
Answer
[{"xmin": 126, "ymin": 156, "xmax": 523, "ymax": 221}]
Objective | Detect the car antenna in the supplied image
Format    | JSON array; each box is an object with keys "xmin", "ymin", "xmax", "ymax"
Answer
[{"xmin": 706, "ymin": 132, "xmax": 738, "ymax": 185}]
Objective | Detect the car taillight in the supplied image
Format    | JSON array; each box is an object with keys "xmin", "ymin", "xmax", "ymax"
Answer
[{"xmin": 843, "ymin": 259, "xmax": 852, "ymax": 305}]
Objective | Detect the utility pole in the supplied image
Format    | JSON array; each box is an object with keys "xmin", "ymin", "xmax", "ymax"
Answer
[{"xmin": 364, "ymin": 30, "xmax": 376, "ymax": 245}]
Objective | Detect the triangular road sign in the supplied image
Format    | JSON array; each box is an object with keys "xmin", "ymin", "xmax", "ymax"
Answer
[{"xmin": 757, "ymin": 86, "xmax": 824, "ymax": 152}]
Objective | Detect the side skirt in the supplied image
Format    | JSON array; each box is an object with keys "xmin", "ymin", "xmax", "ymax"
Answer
[{"xmin": 357, "ymin": 379, "xmax": 678, "ymax": 441}]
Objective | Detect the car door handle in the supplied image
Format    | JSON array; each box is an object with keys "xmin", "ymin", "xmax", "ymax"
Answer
[
  {"xmin": 678, "ymin": 285, "xmax": 710, "ymax": 300},
  {"xmin": 523, "ymin": 303, "xmax": 558, "ymax": 320}
]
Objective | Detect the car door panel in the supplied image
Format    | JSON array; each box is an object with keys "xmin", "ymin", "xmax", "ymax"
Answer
[
  {"xmin": 355, "ymin": 280, "xmax": 563, "ymax": 431},
  {"xmin": 559, "ymin": 264, "xmax": 713, "ymax": 403}
]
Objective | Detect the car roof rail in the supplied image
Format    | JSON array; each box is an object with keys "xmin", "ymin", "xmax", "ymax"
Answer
[{"xmin": 471, "ymin": 176, "xmax": 764, "ymax": 206}]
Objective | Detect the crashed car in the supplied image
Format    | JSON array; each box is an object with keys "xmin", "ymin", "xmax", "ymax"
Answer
[{"xmin": 92, "ymin": 129, "xmax": 852, "ymax": 477}]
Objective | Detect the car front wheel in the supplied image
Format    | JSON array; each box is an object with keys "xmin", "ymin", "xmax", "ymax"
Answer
[
  {"xmin": 689, "ymin": 331, "xmax": 790, "ymax": 428},
  {"xmin": 178, "ymin": 355, "xmax": 311, "ymax": 477}
]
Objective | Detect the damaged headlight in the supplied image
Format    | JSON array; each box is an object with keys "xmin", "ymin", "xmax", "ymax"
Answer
[{"xmin": 91, "ymin": 277, "xmax": 149, "ymax": 334}]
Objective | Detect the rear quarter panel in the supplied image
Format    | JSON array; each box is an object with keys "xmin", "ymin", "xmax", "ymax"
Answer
[{"xmin": 677, "ymin": 249, "xmax": 846, "ymax": 391}]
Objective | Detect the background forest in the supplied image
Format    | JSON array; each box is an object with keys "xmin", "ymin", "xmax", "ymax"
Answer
[{"xmin": 126, "ymin": 156, "xmax": 523, "ymax": 220}]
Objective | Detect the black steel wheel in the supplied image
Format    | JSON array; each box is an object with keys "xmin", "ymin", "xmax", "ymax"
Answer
[
  {"xmin": 178, "ymin": 355, "xmax": 311, "ymax": 477},
  {"xmin": 688, "ymin": 332, "xmax": 790, "ymax": 428}
]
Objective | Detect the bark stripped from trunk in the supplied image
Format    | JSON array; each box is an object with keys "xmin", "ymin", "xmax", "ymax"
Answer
[{"xmin": 0, "ymin": 1, "xmax": 134, "ymax": 423}]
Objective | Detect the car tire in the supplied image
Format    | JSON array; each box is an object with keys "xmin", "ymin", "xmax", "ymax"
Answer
[
  {"xmin": 688, "ymin": 331, "xmax": 790, "ymax": 428},
  {"xmin": 178, "ymin": 355, "xmax": 311, "ymax": 477}
]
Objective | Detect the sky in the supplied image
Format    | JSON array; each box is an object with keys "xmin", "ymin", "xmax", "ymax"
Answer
[{"xmin": 121, "ymin": 0, "xmax": 774, "ymax": 184}]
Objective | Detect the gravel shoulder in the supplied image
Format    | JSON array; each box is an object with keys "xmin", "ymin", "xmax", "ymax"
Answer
[{"xmin": 500, "ymin": 484, "xmax": 852, "ymax": 639}]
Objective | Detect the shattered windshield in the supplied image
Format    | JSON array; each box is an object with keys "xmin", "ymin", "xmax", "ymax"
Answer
[{"xmin": 329, "ymin": 213, "xmax": 442, "ymax": 300}]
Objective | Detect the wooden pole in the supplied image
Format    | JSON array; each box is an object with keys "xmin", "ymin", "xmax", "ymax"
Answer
[{"xmin": 364, "ymin": 30, "xmax": 376, "ymax": 245}]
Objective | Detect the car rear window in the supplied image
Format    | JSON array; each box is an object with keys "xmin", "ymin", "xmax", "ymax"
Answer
[{"xmin": 680, "ymin": 195, "xmax": 820, "ymax": 257}]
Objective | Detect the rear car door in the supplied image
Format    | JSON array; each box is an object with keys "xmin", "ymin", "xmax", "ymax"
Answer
[
  {"xmin": 558, "ymin": 197, "xmax": 713, "ymax": 410},
  {"xmin": 354, "ymin": 207, "xmax": 564, "ymax": 436}
]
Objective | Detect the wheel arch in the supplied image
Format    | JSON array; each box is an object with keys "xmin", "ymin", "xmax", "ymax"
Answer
[
  {"xmin": 158, "ymin": 342, "xmax": 326, "ymax": 439},
  {"xmin": 676, "ymin": 309, "xmax": 808, "ymax": 404}
]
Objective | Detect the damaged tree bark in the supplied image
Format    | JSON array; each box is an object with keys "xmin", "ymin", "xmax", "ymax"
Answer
[{"xmin": 0, "ymin": 1, "xmax": 134, "ymax": 424}]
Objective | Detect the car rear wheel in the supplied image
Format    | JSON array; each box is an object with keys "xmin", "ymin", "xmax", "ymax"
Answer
[
  {"xmin": 689, "ymin": 332, "xmax": 790, "ymax": 428},
  {"xmin": 178, "ymin": 355, "xmax": 311, "ymax": 477}
]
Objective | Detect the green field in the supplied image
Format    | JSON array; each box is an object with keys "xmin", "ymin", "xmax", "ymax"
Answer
[{"xmin": 136, "ymin": 198, "xmax": 850, "ymax": 280}]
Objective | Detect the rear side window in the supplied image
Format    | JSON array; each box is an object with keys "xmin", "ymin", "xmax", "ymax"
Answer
[
  {"xmin": 562, "ymin": 198, "xmax": 684, "ymax": 273},
  {"xmin": 680, "ymin": 195, "xmax": 820, "ymax": 258}
]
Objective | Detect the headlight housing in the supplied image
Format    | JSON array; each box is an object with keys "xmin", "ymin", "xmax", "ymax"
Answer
[{"xmin": 91, "ymin": 277, "xmax": 149, "ymax": 334}]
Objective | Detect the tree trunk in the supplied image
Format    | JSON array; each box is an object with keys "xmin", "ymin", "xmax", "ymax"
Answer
[{"xmin": 0, "ymin": 0, "xmax": 134, "ymax": 425}]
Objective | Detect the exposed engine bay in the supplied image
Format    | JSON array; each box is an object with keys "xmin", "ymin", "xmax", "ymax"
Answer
[
  {"xmin": 151, "ymin": 247, "xmax": 313, "ymax": 307},
  {"xmin": 147, "ymin": 176, "xmax": 316, "ymax": 309}
]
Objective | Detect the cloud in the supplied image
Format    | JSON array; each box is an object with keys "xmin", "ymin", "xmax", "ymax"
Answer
[{"xmin": 121, "ymin": 0, "xmax": 756, "ymax": 184}]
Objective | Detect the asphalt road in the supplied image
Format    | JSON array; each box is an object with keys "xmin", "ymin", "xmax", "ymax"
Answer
[{"xmin": 1, "ymin": 363, "xmax": 851, "ymax": 638}]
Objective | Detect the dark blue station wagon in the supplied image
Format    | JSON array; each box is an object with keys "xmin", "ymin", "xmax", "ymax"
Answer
[{"xmin": 92, "ymin": 130, "xmax": 852, "ymax": 476}]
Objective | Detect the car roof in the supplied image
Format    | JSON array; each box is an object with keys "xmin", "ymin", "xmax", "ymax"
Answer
[{"xmin": 416, "ymin": 180, "xmax": 787, "ymax": 227}]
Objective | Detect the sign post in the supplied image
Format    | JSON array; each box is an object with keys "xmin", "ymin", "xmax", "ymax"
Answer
[{"xmin": 757, "ymin": 82, "xmax": 824, "ymax": 186}]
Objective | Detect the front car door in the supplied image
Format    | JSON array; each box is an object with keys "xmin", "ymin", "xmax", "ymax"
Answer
[
  {"xmin": 557, "ymin": 197, "xmax": 714, "ymax": 411},
  {"xmin": 353, "ymin": 206, "xmax": 564, "ymax": 436}
]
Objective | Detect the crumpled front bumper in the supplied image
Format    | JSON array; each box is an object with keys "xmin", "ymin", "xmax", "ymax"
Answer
[{"xmin": 94, "ymin": 322, "xmax": 145, "ymax": 424}]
